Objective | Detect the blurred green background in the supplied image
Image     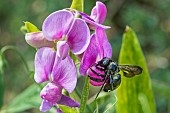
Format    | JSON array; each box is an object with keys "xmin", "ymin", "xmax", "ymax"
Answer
[{"xmin": 0, "ymin": 0, "xmax": 170, "ymax": 113}]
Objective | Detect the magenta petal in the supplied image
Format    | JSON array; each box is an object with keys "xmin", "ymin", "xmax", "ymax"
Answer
[
  {"xmin": 90, "ymin": 1, "xmax": 107, "ymax": 24},
  {"xmin": 40, "ymin": 99, "xmax": 53, "ymax": 112},
  {"xmin": 25, "ymin": 32, "xmax": 55, "ymax": 49},
  {"xmin": 96, "ymin": 28, "xmax": 112, "ymax": 58},
  {"xmin": 57, "ymin": 95, "xmax": 80, "ymax": 108},
  {"xmin": 42, "ymin": 10, "xmax": 74, "ymax": 41},
  {"xmin": 67, "ymin": 18, "xmax": 90, "ymax": 55},
  {"xmin": 40, "ymin": 83, "xmax": 62, "ymax": 103},
  {"xmin": 34, "ymin": 47, "xmax": 56, "ymax": 83},
  {"xmin": 57, "ymin": 41, "xmax": 69, "ymax": 60},
  {"xmin": 51, "ymin": 55, "xmax": 77, "ymax": 93},
  {"xmin": 79, "ymin": 34, "xmax": 99, "ymax": 76},
  {"xmin": 80, "ymin": 12, "xmax": 110, "ymax": 30}
]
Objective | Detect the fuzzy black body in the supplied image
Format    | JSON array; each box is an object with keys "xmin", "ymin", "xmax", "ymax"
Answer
[{"xmin": 89, "ymin": 57, "xmax": 143, "ymax": 99}]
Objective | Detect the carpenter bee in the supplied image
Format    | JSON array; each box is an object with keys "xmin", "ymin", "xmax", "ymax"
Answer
[{"xmin": 88, "ymin": 57, "xmax": 143, "ymax": 99}]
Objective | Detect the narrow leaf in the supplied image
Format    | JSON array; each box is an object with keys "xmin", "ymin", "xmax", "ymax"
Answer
[
  {"xmin": 3, "ymin": 84, "xmax": 41, "ymax": 113},
  {"xmin": 24, "ymin": 21, "xmax": 40, "ymax": 33},
  {"xmin": 116, "ymin": 26, "xmax": 156, "ymax": 113},
  {"xmin": 70, "ymin": 0, "xmax": 83, "ymax": 12},
  {"xmin": 0, "ymin": 54, "xmax": 4, "ymax": 108},
  {"xmin": 79, "ymin": 76, "xmax": 90, "ymax": 113},
  {"xmin": 59, "ymin": 105, "xmax": 77, "ymax": 113}
]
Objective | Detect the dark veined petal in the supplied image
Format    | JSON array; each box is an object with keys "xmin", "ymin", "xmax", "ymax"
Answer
[
  {"xmin": 25, "ymin": 32, "xmax": 55, "ymax": 49},
  {"xmin": 42, "ymin": 10, "xmax": 74, "ymax": 41},
  {"xmin": 90, "ymin": 1, "xmax": 107, "ymax": 24},
  {"xmin": 51, "ymin": 55, "xmax": 77, "ymax": 93},
  {"xmin": 57, "ymin": 95, "xmax": 80, "ymax": 108},
  {"xmin": 40, "ymin": 99, "xmax": 53, "ymax": 112},
  {"xmin": 96, "ymin": 28, "xmax": 112, "ymax": 58},
  {"xmin": 40, "ymin": 82, "xmax": 62, "ymax": 103},
  {"xmin": 79, "ymin": 34, "xmax": 99, "ymax": 76},
  {"xmin": 34, "ymin": 47, "xmax": 56, "ymax": 83},
  {"xmin": 67, "ymin": 18, "xmax": 90, "ymax": 55},
  {"xmin": 57, "ymin": 41, "xmax": 69, "ymax": 60}
]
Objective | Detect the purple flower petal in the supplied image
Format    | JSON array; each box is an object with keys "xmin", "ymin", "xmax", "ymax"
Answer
[
  {"xmin": 80, "ymin": 12, "xmax": 110, "ymax": 30},
  {"xmin": 40, "ymin": 99, "xmax": 53, "ymax": 112},
  {"xmin": 96, "ymin": 28, "xmax": 112, "ymax": 58},
  {"xmin": 42, "ymin": 10, "xmax": 74, "ymax": 41},
  {"xmin": 57, "ymin": 95, "xmax": 80, "ymax": 108},
  {"xmin": 34, "ymin": 47, "xmax": 56, "ymax": 83},
  {"xmin": 90, "ymin": 1, "xmax": 107, "ymax": 24},
  {"xmin": 51, "ymin": 55, "xmax": 77, "ymax": 93},
  {"xmin": 79, "ymin": 34, "xmax": 99, "ymax": 76},
  {"xmin": 40, "ymin": 83, "xmax": 62, "ymax": 103},
  {"xmin": 57, "ymin": 41, "xmax": 69, "ymax": 60},
  {"xmin": 25, "ymin": 32, "xmax": 55, "ymax": 49},
  {"xmin": 67, "ymin": 18, "xmax": 90, "ymax": 55}
]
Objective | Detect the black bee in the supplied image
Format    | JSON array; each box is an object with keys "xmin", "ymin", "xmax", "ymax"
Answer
[{"xmin": 89, "ymin": 57, "xmax": 143, "ymax": 99}]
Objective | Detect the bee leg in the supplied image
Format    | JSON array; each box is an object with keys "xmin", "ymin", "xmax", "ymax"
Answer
[{"xmin": 89, "ymin": 67, "xmax": 105, "ymax": 78}]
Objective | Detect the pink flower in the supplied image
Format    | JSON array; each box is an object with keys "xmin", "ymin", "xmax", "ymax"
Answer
[
  {"xmin": 34, "ymin": 47, "xmax": 79, "ymax": 112},
  {"xmin": 79, "ymin": 2, "xmax": 112, "ymax": 86}
]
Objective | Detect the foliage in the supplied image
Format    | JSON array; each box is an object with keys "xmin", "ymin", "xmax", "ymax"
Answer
[
  {"xmin": 116, "ymin": 26, "xmax": 156, "ymax": 113},
  {"xmin": 0, "ymin": 0, "xmax": 170, "ymax": 113}
]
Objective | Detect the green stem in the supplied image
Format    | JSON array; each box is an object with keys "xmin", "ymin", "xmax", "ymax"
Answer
[
  {"xmin": 79, "ymin": 76, "xmax": 90, "ymax": 113},
  {"xmin": 0, "ymin": 45, "xmax": 30, "ymax": 72},
  {"xmin": 75, "ymin": 87, "xmax": 93, "ymax": 112},
  {"xmin": 70, "ymin": 0, "xmax": 84, "ymax": 12}
]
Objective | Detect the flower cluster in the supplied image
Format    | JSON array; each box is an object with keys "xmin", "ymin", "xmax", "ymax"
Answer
[{"xmin": 25, "ymin": 1, "xmax": 112, "ymax": 112}]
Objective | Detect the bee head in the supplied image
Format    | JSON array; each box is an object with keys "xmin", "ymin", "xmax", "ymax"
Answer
[
  {"xmin": 109, "ymin": 62, "xmax": 118, "ymax": 72},
  {"xmin": 100, "ymin": 57, "xmax": 110, "ymax": 67}
]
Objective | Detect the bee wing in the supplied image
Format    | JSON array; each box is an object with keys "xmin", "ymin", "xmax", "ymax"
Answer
[{"xmin": 118, "ymin": 65, "xmax": 142, "ymax": 78}]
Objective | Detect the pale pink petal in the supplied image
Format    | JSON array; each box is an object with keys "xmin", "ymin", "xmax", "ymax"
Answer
[
  {"xmin": 57, "ymin": 41, "xmax": 69, "ymax": 60},
  {"xmin": 34, "ymin": 47, "xmax": 56, "ymax": 83},
  {"xmin": 67, "ymin": 18, "xmax": 90, "ymax": 55},
  {"xmin": 42, "ymin": 10, "xmax": 74, "ymax": 41},
  {"xmin": 25, "ymin": 32, "xmax": 55, "ymax": 48},
  {"xmin": 40, "ymin": 83, "xmax": 62, "ymax": 103},
  {"xmin": 51, "ymin": 55, "xmax": 77, "ymax": 93},
  {"xmin": 40, "ymin": 99, "xmax": 53, "ymax": 112}
]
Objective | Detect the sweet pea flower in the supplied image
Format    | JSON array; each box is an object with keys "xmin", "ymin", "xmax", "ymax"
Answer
[
  {"xmin": 25, "ymin": 9, "xmax": 90, "ymax": 60},
  {"xmin": 34, "ymin": 47, "xmax": 79, "ymax": 112},
  {"xmin": 79, "ymin": 1, "xmax": 110, "ymax": 30},
  {"xmin": 79, "ymin": 2, "xmax": 112, "ymax": 86},
  {"xmin": 43, "ymin": 10, "xmax": 90, "ymax": 59},
  {"xmin": 79, "ymin": 29, "xmax": 112, "ymax": 77}
]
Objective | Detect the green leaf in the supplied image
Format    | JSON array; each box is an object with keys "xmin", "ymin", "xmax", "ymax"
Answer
[
  {"xmin": 116, "ymin": 26, "xmax": 156, "ymax": 113},
  {"xmin": 70, "ymin": 0, "xmax": 84, "ymax": 12},
  {"xmin": 24, "ymin": 21, "xmax": 40, "ymax": 33},
  {"xmin": 3, "ymin": 84, "xmax": 41, "ymax": 113},
  {"xmin": 59, "ymin": 105, "xmax": 78, "ymax": 113},
  {"xmin": 80, "ymin": 76, "xmax": 90, "ymax": 113},
  {"xmin": 0, "ymin": 54, "xmax": 4, "ymax": 109}
]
